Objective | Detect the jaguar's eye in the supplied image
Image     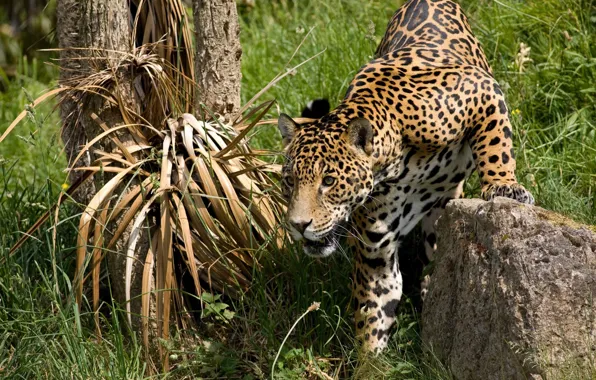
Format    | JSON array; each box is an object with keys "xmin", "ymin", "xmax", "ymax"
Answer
[
  {"xmin": 284, "ymin": 176, "xmax": 295, "ymax": 188},
  {"xmin": 322, "ymin": 176, "xmax": 336, "ymax": 187}
]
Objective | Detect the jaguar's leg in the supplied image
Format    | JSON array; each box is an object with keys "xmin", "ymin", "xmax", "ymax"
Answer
[
  {"xmin": 350, "ymin": 183, "xmax": 437, "ymax": 352},
  {"xmin": 469, "ymin": 84, "xmax": 534, "ymax": 204},
  {"xmin": 352, "ymin": 235, "xmax": 402, "ymax": 353}
]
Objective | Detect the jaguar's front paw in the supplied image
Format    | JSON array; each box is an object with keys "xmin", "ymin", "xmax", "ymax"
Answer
[{"xmin": 482, "ymin": 183, "xmax": 534, "ymax": 205}]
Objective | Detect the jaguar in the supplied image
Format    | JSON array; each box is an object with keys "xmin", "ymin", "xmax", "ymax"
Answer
[{"xmin": 277, "ymin": 0, "xmax": 534, "ymax": 352}]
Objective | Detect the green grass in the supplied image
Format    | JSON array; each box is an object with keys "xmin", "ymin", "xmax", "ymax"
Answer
[
  {"xmin": 0, "ymin": 56, "xmax": 66, "ymax": 192},
  {"xmin": 1, "ymin": 0, "xmax": 595, "ymax": 378},
  {"xmin": 460, "ymin": 0, "xmax": 596, "ymax": 223}
]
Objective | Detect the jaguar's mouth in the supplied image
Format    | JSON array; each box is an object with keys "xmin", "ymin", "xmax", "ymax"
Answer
[{"xmin": 302, "ymin": 225, "xmax": 343, "ymax": 257}]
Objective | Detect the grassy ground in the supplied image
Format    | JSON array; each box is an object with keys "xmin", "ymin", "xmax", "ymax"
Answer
[{"xmin": 1, "ymin": 0, "xmax": 595, "ymax": 378}]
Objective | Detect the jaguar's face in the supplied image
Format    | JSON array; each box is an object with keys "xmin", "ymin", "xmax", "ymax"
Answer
[{"xmin": 278, "ymin": 114, "xmax": 375, "ymax": 257}]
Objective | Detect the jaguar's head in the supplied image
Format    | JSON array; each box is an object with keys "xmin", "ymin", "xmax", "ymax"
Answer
[{"xmin": 277, "ymin": 113, "xmax": 375, "ymax": 257}]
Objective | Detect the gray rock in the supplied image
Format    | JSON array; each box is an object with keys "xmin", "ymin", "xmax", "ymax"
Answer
[{"xmin": 421, "ymin": 197, "xmax": 596, "ymax": 380}]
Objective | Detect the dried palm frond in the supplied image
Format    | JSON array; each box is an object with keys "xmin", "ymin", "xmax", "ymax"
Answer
[
  {"xmin": 131, "ymin": 0, "xmax": 195, "ymax": 122},
  {"xmin": 4, "ymin": 4, "xmax": 286, "ymax": 371},
  {"xmin": 65, "ymin": 102, "xmax": 286, "ymax": 370}
]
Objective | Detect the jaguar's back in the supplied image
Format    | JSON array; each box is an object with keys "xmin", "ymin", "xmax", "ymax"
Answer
[{"xmin": 375, "ymin": 0, "xmax": 491, "ymax": 73}]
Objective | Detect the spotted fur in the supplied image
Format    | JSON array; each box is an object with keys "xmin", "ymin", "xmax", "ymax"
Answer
[{"xmin": 277, "ymin": 0, "xmax": 534, "ymax": 352}]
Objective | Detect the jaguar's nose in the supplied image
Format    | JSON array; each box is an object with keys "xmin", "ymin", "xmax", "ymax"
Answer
[{"xmin": 290, "ymin": 219, "xmax": 313, "ymax": 235}]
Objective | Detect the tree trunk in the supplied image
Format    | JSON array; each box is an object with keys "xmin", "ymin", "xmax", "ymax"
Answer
[
  {"xmin": 56, "ymin": 0, "xmax": 148, "ymax": 330},
  {"xmin": 193, "ymin": 0, "xmax": 242, "ymax": 118},
  {"xmin": 57, "ymin": 0, "xmax": 136, "ymax": 204}
]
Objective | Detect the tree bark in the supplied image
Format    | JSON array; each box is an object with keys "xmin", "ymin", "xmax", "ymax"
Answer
[
  {"xmin": 57, "ymin": 0, "xmax": 136, "ymax": 204},
  {"xmin": 56, "ymin": 0, "xmax": 148, "ymax": 329},
  {"xmin": 193, "ymin": 0, "xmax": 242, "ymax": 118}
]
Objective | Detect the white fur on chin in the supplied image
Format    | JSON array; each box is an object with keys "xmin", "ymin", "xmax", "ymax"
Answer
[{"xmin": 303, "ymin": 243, "xmax": 336, "ymax": 258}]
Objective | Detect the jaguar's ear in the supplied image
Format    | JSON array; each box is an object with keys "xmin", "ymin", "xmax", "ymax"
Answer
[
  {"xmin": 346, "ymin": 118, "xmax": 374, "ymax": 156},
  {"xmin": 278, "ymin": 113, "xmax": 299, "ymax": 147}
]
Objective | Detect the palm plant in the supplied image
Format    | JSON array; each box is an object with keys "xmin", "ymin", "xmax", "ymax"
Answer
[{"xmin": 2, "ymin": 0, "xmax": 296, "ymax": 370}]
